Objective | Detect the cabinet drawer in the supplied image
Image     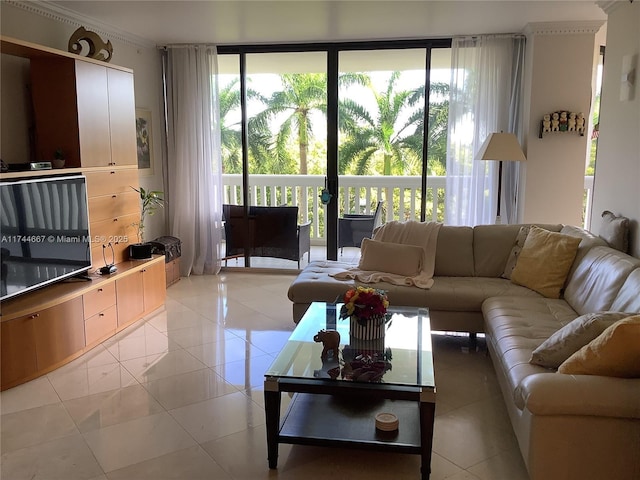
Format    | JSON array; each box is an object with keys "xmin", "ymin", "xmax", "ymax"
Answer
[
  {"xmin": 91, "ymin": 241, "xmax": 130, "ymax": 267},
  {"xmin": 89, "ymin": 212, "xmax": 139, "ymax": 248},
  {"xmin": 89, "ymin": 191, "xmax": 139, "ymax": 222},
  {"xmin": 83, "ymin": 282, "xmax": 116, "ymax": 319},
  {"xmin": 85, "ymin": 169, "xmax": 140, "ymax": 197},
  {"xmin": 85, "ymin": 304, "xmax": 117, "ymax": 346}
]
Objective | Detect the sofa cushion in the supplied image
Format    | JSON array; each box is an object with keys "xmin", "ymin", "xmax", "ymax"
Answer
[
  {"xmin": 564, "ymin": 246, "xmax": 640, "ymax": 316},
  {"xmin": 358, "ymin": 238, "xmax": 423, "ymax": 276},
  {"xmin": 482, "ymin": 295, "xmax": 578, "ymax": 404},
  {"xmin": 511, "ymin": 226, "xmax": 581, "ymax": 299},
  {"xmin": 598, "ymin": 210, "xmax": 630, "ymax": 253},
  {"xmin": 502, "ymin": 225, "xmax": 531, "ymax": 279},
  {"xmin": 558, "ymin": 315, "xmax": 640, "ymax": 377},
  {"xmin": 530, "ymin": 311, "xmax": 632, "ymax": 369},
  {"xmin": 474, "ymin": 224, "xmax": 562, "ymax": 278},
  {"xmin": 610, "ymin": 268, "xmax": 640, "ymax": 312},
  {"xmin": 434, "ymin": 226, "xmax": 474, "ymax": 277}
]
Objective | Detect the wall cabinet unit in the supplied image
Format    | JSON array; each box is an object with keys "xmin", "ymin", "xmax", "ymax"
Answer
[
  {"xmin": 0, "ymin": 36, "xmax": 166, "ymax": 391},
  {"xmin": 29, "ymin": 57, "xmax": 136, "ymax": 168}
]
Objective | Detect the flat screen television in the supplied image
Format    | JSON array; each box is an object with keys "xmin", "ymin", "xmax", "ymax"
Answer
[{"xmin": 0, "ymin": 175, "xmax": 92, "ymax": 301}]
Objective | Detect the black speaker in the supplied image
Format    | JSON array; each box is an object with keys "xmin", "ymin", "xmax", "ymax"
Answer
[{"xmin": 129, "ymin": 243, "xmax": 153, "ymax": 260}]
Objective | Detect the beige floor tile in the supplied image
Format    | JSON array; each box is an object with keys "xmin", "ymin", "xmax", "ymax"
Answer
[
  {"xmin": 63, "ymin": 384, "xmax": 164, "ymax": 433},
  {"xmin": 143, "ymin": 368, "xmax": 238, "ymax": 410},
  {"xmin": 105, "ymin": 325, "xmax": 178, "ymax": 361},
  {"xmin": 1, "ymin": 403, "xmax": 78, "ymax": 453},
  {"xmin": 185, "ymin": 336, "xmax": 267, "ymax": 367},
  {"xmin": 432, "ymin": 396, "xmax": 517, "ymax": 469},
  {"xmin": 120, "ymin": 348, "xmax": 207, "ymax": 383},
  {"xmin": 212, "ymin": 353, "xmax": 277, "ymax": 390},
  {"xmin": 0, "ymin": 433, "xmax": 103, "ymax": 480},
  {"xmin": 47, "ymin": 362, "xmax": 138, "ymax": 401},
  {"xmin": 169, "ymin": 391, "xmax": 265, "ymax": 444},
  {"xmin": 0, "ymin": 376, "xmax": 60, "ymax": 415},
  {"xmin": 166, "ymin": 320, "xmax": 229, "ymax": 348},
  {"xmin": 82, "ymin": 412, "xmax": 196, "ymax": 472},
  {"xmin": 105, "ymin": 445, "xmax": 231, "ymax": 480},
  {"xmin": 467, "ymin": 447, "xmax": 529, "ymax": 480}
]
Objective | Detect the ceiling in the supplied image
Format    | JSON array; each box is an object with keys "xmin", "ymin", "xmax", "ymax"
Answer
[{"xmin": 47, "ymin": 1, "xmax": 607, "ymax": 46}]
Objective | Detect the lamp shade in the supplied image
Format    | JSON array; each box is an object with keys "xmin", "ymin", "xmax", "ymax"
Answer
[{"xmin": 475, "ymin": 132, "xmax": 527, "ymax": 162}]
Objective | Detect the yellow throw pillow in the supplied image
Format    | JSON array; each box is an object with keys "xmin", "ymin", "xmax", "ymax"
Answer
[
  {"xmin": 358, "ymin": 238, "xmax": 423, "ymax": 276},
  {"xmin": 558, "ymin": 315, "xmax": 640, "ymax": 377},
  {"xmin": 511, "ymin": 226, "xmax": 581, "ymax": 298}
]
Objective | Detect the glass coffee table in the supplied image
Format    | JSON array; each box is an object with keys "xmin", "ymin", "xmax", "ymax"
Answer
[{"xmin": 264, "ymin": 302, "xmax": 435, "ymax": 479}]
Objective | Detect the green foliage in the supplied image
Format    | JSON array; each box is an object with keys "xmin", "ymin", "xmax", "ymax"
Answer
[
  {"xmin": 131, "ymin": 186, "xmax": 164, "ymax": 243},
  {"xmin": 218, "ymin": 71, "xmax": 450, "ymax": 179}
]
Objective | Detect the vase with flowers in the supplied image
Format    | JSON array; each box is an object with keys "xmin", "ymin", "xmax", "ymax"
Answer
[{"xmin": 339, "ymin": 286, "xmax": 390, "ymax": 340}]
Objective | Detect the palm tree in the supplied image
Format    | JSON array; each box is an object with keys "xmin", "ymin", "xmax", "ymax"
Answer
[
  {"xmin": 218, "ymin": 78, "xmax": 276, "ymax": 175},
  {"xmin": 250, "ymin": 73, "xmax": 327, "ymax": 175},
  {"xmin": 339, "ymin": 71, "xmax": 425, "ymax": 176}
]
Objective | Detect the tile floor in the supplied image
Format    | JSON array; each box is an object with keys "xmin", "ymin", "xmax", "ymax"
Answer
[{"xmin": 0, "ymin": 270, "xmax": 530, "ymax": 480}]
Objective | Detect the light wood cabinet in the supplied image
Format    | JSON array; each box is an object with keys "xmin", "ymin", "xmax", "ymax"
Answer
[
  {"xmin": 85, "ymin": 304, "xmax": 117, "ymax": 346},
  {"xmin": 165, "ymin": 258, "xmax": 181, "ymax": 287},
  {"xmin": 142, "ymin": 260, "xmax": 167, "ymax": 314},
  {"xmin": 30, "ymin": 57, "xmax": 136, "ymax": 168},
  {"xmin": 33, "ymin": 297, "xmax": 85, "ymax": 369},
  {"xmin": 116, "ymin": 269, "xmax": 145, "ymax": 327},
  {"xmin": 116, "ymin": 258, "xmax": 166, "ymax": 327},
  {"xmin": 1, "ymin": 314, "xmax": 38, "ymax": 388},
  {"xmin": 1, "ymin": 296, "xmax": 85, "ymax": 390},
  {"xmin": 0, "ymin": 255, "xmax": 166, "ymax": 390}
]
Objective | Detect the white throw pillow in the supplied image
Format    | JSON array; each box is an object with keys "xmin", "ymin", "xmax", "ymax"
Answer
[
  {"xmin": 530, "ymin": 312, "xmax": 632, "ymax": 369},
  {"xmin": 358, "ymin": 238, "xmax": 423, "ymax": 276}
]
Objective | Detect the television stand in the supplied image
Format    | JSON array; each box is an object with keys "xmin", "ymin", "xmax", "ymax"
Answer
[{"xmin": 64, "ymin": 273, "xmax": 93, "ymax": 282}]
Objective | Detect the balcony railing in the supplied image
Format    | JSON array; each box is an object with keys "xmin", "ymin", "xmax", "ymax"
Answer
[{"xmin": 223, "ymin": 174, "xmax": 595, "ymax": 242}]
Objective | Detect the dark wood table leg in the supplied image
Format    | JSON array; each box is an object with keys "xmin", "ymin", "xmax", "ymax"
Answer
[
  {"xmin": 419, "ymin": 389, "xmax": 436, "ymax": 480},
  {"xmin": 264, "ymin": 378, "xmax": 281, "ymax": 469}
]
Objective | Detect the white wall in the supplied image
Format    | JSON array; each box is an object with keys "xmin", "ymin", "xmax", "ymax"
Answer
[
  {"xmin": 0, "ymin": 2, "xmax": 167, "ymax": 241},
  {"xmin": 521, "ymin": 21, "xmax": 603, "ymax": 226},
  {"xmin": 591, "ymin": 1, "xmax": 640, "ymax": 257}
]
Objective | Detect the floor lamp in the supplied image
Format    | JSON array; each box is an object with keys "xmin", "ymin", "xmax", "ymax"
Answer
[{"xmin": 475, "ymin": 132, "xmax": 527, "ymax": 224}]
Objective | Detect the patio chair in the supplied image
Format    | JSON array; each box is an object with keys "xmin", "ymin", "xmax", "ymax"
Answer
[
  {"xmin": 222, "ymin": 204, "xmax": 311, "ymax": 268},
  {"xmin": 338, "ymin": 201, "xmax": 383, "ymax": 253}
]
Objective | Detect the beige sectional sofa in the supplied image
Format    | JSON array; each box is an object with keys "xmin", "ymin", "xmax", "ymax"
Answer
[{"xmin": 287, "ymin": 223, "xmax": 640, "ymax": 480}]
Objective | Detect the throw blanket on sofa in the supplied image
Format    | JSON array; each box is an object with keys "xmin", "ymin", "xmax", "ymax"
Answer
[{"xmin": 331, "ymin": 221, "xmax": 442, "ymax": 289}]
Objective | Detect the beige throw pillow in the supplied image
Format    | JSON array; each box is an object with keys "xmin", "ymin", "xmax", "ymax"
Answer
[
  {"xmin": 511, "ymin": 226, "xmax": 581, "ymax": 299},
  {"xmin": 502, "ymin": 225, "xmax": 532, "ymax": 279},
  {"xmin": 530, "ymin": 312, "xmax": 632, "ymax": 369},
  {"xmin": 599, "ymin": 210, "xmax": 630, "ymax": 253},
  {"xmin": 358, "ymin": 238, "xmax": 423, "ymax": 277},
  {"xmin": 558, "ymin": 315, "xmax": 640, "ymax": 377}
]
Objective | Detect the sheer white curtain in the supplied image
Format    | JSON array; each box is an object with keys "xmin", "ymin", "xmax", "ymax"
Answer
[
  {"xmin": 164, "ymin": 46, "xmax": 224, "ymax": 275},
  {"xmin": 445, "ymin": 36, "xmax": 525, "ymax": 226}
]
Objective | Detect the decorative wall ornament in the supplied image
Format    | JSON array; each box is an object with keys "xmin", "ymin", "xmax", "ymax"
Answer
[
  {"xmin": 539, "ymin": 110, "xmax": 586, "ymax": 138},
  {"xmin": 68, "ymin": 26, "xmax": 113, "ymax": 62}
]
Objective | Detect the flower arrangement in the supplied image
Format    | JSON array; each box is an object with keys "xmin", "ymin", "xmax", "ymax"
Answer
[{"xmin": 339, "ymin": 286, "xmax": 390, "ymax": 326}]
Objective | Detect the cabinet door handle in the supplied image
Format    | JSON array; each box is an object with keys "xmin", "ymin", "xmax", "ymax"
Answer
[
  {"xmin": 29, "ymin": 313, "xmax": 40, "ymax": 319},
  {"xmin": 99, "ymin": 313, "xmax": 104, "ymax": 317},
  {"xmin": 110, "ymin": 171, "xmax": 116, "ymax": 174},
  {"xmin": 113, "ymin": 218, "xmax": 118, "ymax": 222},
  {"xmin": 98, "ymin": 288, "xmax": 103, "ymax": 292},
  {"xmin": 112, "ymin": 195, "xmax": 117, "ymax": 198}
]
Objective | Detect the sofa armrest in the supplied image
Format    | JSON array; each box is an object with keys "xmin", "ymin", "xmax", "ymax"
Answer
[{"xmin": 516, "ymin": 372, "xmax": 640, "ymax": 419}]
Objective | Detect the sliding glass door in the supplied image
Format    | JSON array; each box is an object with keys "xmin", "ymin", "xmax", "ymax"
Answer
[{"xmin": 217, "ymin": 40, "xmax": 451, "ymax": 268}]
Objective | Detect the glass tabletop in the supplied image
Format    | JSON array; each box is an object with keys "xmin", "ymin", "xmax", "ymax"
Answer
[{"xmin": 266, "ymin": 302, "xmax": 434, "ymax": 388}]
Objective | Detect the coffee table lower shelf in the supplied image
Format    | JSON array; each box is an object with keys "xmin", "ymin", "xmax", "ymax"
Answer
[{"xmin": 278, "ymin": 392, "xmax": 422, "ymax": 453}]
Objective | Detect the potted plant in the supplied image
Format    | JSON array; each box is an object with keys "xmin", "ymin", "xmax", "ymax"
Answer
[
  {"xmin": 129, "ymin": 186, "xmax": 164, "ymax": 259},
  {"xmin": 53, "ymin": 149, "xmax": 65, "ymax": 169}
]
